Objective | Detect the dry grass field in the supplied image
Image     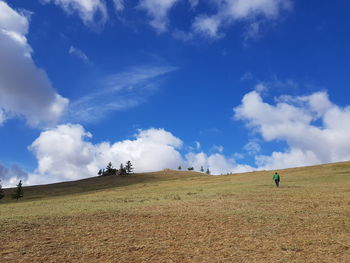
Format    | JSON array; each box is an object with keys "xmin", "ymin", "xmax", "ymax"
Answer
[{"xmin": 1, "ymin": 163, "xmax": 349, "ymax": 263}]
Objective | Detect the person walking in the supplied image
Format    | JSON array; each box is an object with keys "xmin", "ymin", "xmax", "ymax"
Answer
[{"xmin": 273, "ymin": 172, "xmax": 280, "ymax": 187}]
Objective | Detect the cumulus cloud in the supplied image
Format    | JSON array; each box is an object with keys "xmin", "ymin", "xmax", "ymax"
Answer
[
  {"xmin": 192, "ymin": 0, "xmax": 292, "ymax": 39},
  {"xmin": 185, "ymin": 152, "xmax": 253, "ymax": 174},
  {"xmin": 0, "ymin": 163, "xmax": 28, "ymax": 188},
  {"xmin": 41, "ymin": 0, "xmax": 108, "ymax": 26},
  {"xmin": 234, "ymin": 90, "xmax": 350, "ymax": 169},
  {"xmin": 138, "ymin": 0, "xmax": 179, "ymax": 32},
  {"xmin": 0, "ymin": 124, "xmax": 250, "ymax": 185},
  {"xmin": 67, "ymin": 65, "xmax": 176, "ymax": 123},
  {"xmin": 26, "ymin": 125, "xmax": 184, "ymax": 185},
  {"xmin": 0, "ymin": 1, "xmax": 68, "ymax": 127}
]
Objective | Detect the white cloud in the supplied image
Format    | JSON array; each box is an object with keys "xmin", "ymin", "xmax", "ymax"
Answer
[
  {"xmin": 27, "ymin": 125, "xmax": 184, "ymax": 185},
  {"xmin": 69, "ymin": 45, "xmax": 89, "ymax": 63},
  {"xmin": 67, "ymin": 65, "xmax": 176, "ymax": 123},
  {"xmin": 185, "ymin": 152, "xmax": 253, "ymax": 174},
  {"xmin": 41, "ymin": 0, "xmax": 108, "ymax": 26},
  {"xmin": 192, "ymin": 0, "xmax": 292, "ymax": 39},
  {"xmin": 113, "ymin": 0, "xmax": 124, "ymax": 11},
  {"xmin": 0, "ymin": 124, "xmax": 252, "ymax": 185},
  {"xmin": 0, "ymin": 1, "xmax": 68, "ymax": 127},
  {"xmin": 226, "ymin": 0, "xmax": 291, "ymax": 19},
  {"xmin": 0, "ymin": 109, "xmax": 6, "ymax": 124},
  {"xmin": 243, "ymin": 21, "xmax": 261, "ymax": 41},
  {"xmin": 189, "ymin": 0, "xmax": 199, "ymax": 9},
  {"xmin": 254, "ymin": 83, "xmax": 267, "ymax": 93},
  {"xmin": 244, "ymin": 141, "xmax": 261, "ymax": 155},
  {"xmin": 0, "ymin": 163, "xmax": 28, "ymax": 188},
  {"xmin": 211, "ymin": 144, "xmax": 224, "ymax": 153},
  {"xmin": 192, "ymin": 15, "xmax": 222, "ymax": 38},
  {"xmin": 255, "ymin": 148, "xmax": 320, "ymax": 170},
  {"xmin": 234, "ymin": 90, "xmax": 350, "ymax": 169},
  {"xmin": 138, "ymin": 0, "xmax": 179, "ymax": 32}
]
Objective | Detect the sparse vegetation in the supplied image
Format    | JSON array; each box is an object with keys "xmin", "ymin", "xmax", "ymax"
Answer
[{"xmin": 0, "ymin": 162, "xmax": 349, "ymax": 263}]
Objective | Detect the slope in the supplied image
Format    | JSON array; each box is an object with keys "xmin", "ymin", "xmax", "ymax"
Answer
[{"xmin": 0, "ymin": 162, "xmax": 349, "ymax": 263}]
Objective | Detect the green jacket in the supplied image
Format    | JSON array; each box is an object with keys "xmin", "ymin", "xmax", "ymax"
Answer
[{"xmin": 273, "ymin": 173, "xmax": 280, "ymax": 180}]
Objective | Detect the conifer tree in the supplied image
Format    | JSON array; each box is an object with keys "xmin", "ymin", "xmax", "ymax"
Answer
[
  {"xmin": 178, "ymin": 166, "xmax": 182, "ymax": 170},
  {"xmin": 206, "ymin": 168, "xmax": 210, "ymax": 175},
  {"xmin": 200, "ymin": 166, "xmax": 204, "ymax": 172},
  {"xmin": 105, "ymin": 162, "xmax": 116, "ymax": 175},
  {"xmin": 119, "ymin": 163, "xmax": 126, "ymax": 175},
  {"xmin": 12, "ymin": 180, "xmax": 23, "ymax": 200},
  {"xmin": 125, "ymin": 161, "xmax": 133, "ymax": 174},
  {"xmin": 106, "ymin": 162, "xmax": 113, "ymax": 171},
  {"xmin": 0, "ymin": 180, "xmax": 4, "ymax": 200}
]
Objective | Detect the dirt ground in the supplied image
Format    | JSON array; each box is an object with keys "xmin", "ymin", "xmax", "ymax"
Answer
[{"xmin": 1, "ymin": 198, "xmax": 349, "ymax": 263}]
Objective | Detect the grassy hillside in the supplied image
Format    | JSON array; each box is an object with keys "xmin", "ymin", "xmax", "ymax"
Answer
[{"xmin": 1, "ymin": 163, "xmax": 349, "ymax": 262}]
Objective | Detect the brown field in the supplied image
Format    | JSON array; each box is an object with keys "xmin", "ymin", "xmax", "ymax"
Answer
[{"xmin": 1, "ymin": 163, "xmax": 349, "ymax": 263}]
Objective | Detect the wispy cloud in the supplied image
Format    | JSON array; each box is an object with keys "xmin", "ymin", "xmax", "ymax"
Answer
[
  {"xmin": 211, "ymin": 144, "xmax": 224, "ymax": 153},
  {"xmin": 41, "ymin": 0, "xmax": 108, "ymax": 26},
  {"xmin": 69, "ymin": 45, "xmax": 90, "ymax": 64},
  {"xmin": 113, "ymin": 0, "xmax": 124, "ymax": 12},
  {"xmin": 138, "ymin": 0, "xmax": 179, "ymax": 32},
  {"xmin": 67, "ymin": 65, "xmax": 177, "ymax": 123}
]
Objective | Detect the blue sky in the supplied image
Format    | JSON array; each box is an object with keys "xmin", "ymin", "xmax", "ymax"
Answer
[{"xmin": 2, "ymin": 0, "xmax": 350, "ymax": 186}]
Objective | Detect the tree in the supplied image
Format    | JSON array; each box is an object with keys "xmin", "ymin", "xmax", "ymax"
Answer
[
  {"xmin": 206, "ymin": 168, "xmax": 210, "ymax": 175},
  {"xmin": 106, "ymin": 162, "xmax": 113, "ymax": 171},
  {"xmin": 104, "ymin": 162, "xmax": 117, "ymax": 176},
  {"xmin": 125, "ymin": 161, "xmax": 133, "ymax": 174},
  {"xmin": 187, "ymin": 167, "xmax": 194, "ymax": 171},
  {"xmin": 200, "ymin": 166, "xmax": 204, "ymax": 172},
  {"xmin": 0, "ymin": 180, "xmax": 4, "ymax": 200},
  {"xmin": 12, "ymin": 180, "xmax": 23, "ymax": 200},
  {"xmin": 178, "ymin": 166, "xmax": 182, "ymax": 170},
  {"xmin": 118, "ymin": 163, "xmax": 126, "ymax": 175},
  {"xmin": 98, "ymin": 169, "xmax": 103, "ymax": 176}
]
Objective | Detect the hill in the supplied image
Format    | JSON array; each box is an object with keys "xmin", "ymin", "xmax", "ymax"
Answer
[
  {"xmin": 1, "ymin": 169, "xmax": 204, "ymax": 202},
  {"xmin": 1, "ymin": 162, "xmax": 349, "ymax": 262}
]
